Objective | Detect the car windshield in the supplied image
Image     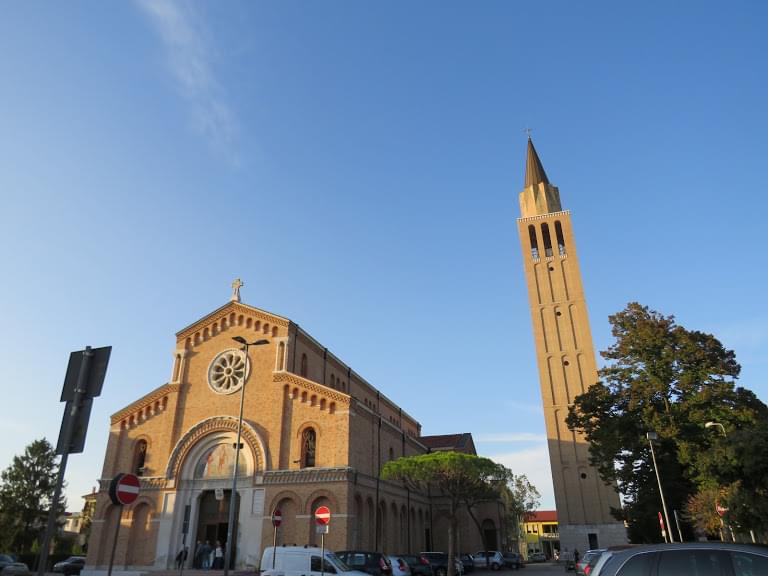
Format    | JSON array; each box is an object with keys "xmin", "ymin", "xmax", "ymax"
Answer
[{"xmin": 326, "ymin": 553, "xmax": 352, "ymax": 572}]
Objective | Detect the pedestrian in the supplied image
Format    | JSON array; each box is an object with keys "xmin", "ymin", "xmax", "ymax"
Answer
[
  {"xmin": 574, "ymin": 549, "xmax": 580, "ymax": 564},
  {"xmin": 213, "ymin": 541, "xmax": 224, "ymax": 569},
  {"xmin": 175, "ymin": 548, "xmax": 185, "ymax": 569},
  {"xmin": 201, "ymin": 540, "xmax": 212, "ymax": 569},
  {"xmin": 193, "ymin": 541, "xmax": 202, "ymax": 569}
]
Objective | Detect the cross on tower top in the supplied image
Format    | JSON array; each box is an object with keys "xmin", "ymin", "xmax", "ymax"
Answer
[{"xmin": 231, "ymin": 278, "xmax": 243, "ymax": 302}]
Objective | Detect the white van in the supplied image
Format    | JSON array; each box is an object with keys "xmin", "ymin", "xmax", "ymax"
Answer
[{"xmin": 260, "ymin": 546, "xmax": 368, "ymax": 576}]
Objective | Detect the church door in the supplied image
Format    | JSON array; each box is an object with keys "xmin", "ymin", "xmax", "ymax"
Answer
[{"xmin": 196, "ymin": 490, "xmax": 240, "ymax": 568}]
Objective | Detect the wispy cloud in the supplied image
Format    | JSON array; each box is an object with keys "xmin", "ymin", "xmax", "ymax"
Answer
[
  {"xmin": 475, "ymin": 432, "xmax": 546, "ymax": 443},
  {"xmin": 136, "ymin": 0, "xmax": 237, "ymax": 161},
  {"xmin": 483, "ymin": 445, "xmax": 555, "ymax": 509}
]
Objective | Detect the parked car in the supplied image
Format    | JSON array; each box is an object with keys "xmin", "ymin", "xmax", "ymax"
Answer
[
  {"xmin": 261, "ymin": 546, "xmax": 369, "ymax": 576},
  {"xmin": 336, "ymin": 551, "xmax": 393, "ymax": 576},
  {"xmin": 472, "ymin": 551, "xmax": 504, "ymax": 571},
  {"xmin": 575, "ymin": 549, "xmax": 605, "ymax": 576},
  {"xmin": 459, "ymin": 554, "xmax": 474, "ymax": 573},
  {"xmin": 53, "ymin": 556, "xmax": 86, "ymax": 576},
  {"xmin": 398, "ymin": 555, "xmax": 433, "ymax": 576},
  {"xmin": 591, "ymin": 542, "xmax": 768, "ymax": 576},
  {"xmin": 387, "ymin": 556, "xmax": 411, "ymax": 576},
  {"xmin": 527, "ymin": 553, "xmax": 546, "ymax": 563},
  {"xmin": 0, "ymin": 557, "xmax": 29, "ymax": 576},
  {"xmin": 420, "ymin": 552, "xmax": 463, "ymax": 576},
  {"xmin": 502, "ymin": 552, "xmax": 522, "ymax": 570}
]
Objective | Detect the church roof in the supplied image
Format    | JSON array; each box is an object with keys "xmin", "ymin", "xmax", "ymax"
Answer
[
  {"xmin": 419, "ymin": 432, "xmax": 476, "ymax": 454},
  {"xmin": 524, "ymin": 137, "xmax": 550, "ymax": 188}
]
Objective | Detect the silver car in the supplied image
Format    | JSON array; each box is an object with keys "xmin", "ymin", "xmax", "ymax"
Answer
[{"xmin": 592, "ymin": 542, "xmax": 768, "ymax": 576}]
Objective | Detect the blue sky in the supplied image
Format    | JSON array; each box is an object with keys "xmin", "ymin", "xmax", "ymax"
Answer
[{"xmin": 1, "ymin": 1, "xmax": 766, "ymax": 512}]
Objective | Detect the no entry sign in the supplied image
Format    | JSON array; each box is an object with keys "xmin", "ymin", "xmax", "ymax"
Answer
[
  {"xmin": 272, "ymin": 508, "xmax": 282, "ymax": 527},
  {"xmin": 315, "ymin": 505, "xmax": 331, "ymax": 526},
  {"xmin": 109, "ymin": 473, "xmax": 140, "ymax": 506}
]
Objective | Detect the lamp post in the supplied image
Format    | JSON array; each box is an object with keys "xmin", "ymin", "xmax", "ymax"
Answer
[
  {"xmin": 223, "ymin": 336, "xmax": 269, "ymax": 576},
  {"xmin": 705, "ymin": 421, "xmax": 727, "ymax": 437},
  {"xmin": 647, "ymin": 431, "xmax": 674, "ymax": 543}
]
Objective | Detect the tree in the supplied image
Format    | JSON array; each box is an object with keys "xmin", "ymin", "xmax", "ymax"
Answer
[
  {"xmin": 499, "ymin": 475, "xmax": 540, "ymax": 550},
  {"xmin": 382, "ymin": 452, "xmax": 512, "ymax": 576},
  {"xmin": 0, "ymin": 439, "xmax": 66, "ymax": 553},
  {"xmin": 566, "ymin": 302, "xmax": 766, "ymax": 542}
]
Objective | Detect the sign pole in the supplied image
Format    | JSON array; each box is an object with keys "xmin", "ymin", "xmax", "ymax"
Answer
[
  {"xmin": 321, "ymin": 532, "xmax": 325, "ymax": 576},
  {"xmin": 272, "ymin": 525, "xmax": 277, "ymax": 569},
  {"xmin": 37, "ymin": 346, "xmax": 93, "ymax": 576},
  {"xmin": 107, "ymin": 505, "xmax": 124, "ymax": 576}
]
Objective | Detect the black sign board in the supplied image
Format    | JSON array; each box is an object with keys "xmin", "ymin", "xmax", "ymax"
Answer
[
  {"xmin": 60, "ymin": 346, "xmax": 112, "ymax": 401},
  {"xmin": 55, "ymin": 397, "xmax": 93, "ymax": 455}
]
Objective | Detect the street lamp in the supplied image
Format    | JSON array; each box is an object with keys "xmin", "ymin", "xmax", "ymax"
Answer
[
  {"xmin": 223, "ymin": 336, "xmax": 269, "ymax": 576},
  {"xmin": 705, "ymin": 421, "xmax": 727, "ymax": 437},
  {"xmin": 647, "ymin": 431, "xmax": 674, "ymax": 543}
]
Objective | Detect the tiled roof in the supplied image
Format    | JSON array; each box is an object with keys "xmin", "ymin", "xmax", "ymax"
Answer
[{"xmin": 526, "ymin": 510, "xmax": 558, "ymax": 523}]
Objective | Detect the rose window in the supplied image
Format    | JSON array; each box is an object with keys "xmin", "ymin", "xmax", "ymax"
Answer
[{"xmin": 208, "ymin": 349, "xmax": 249, "ymax": 394}]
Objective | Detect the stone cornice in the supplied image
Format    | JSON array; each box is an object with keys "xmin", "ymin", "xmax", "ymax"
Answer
[
  {"xmin": 517, "ymin": 210, "xmax": 571, "ymax": 223},
  {"xmin": 274, "ymin": 372, "xmax": 351, "ymax": 406},
  {"xmin": 110, "ymin": 383, "xmax": 179, "ymax": 425},
  {"xmin": 176, "ymin": 302, "xmax": 291, "ymax": 342},
  {"xmin": 98, "ymin": 476, "xmax": 167, "ymax": 492},
  {"xmin": 262, "ymin": 467, "xmax": 353, "ymax": 484}
]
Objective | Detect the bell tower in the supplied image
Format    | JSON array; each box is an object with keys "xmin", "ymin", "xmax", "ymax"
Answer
[{"xmin": 517, "ymin": 138, "xmax": 627, "ymax": 551}]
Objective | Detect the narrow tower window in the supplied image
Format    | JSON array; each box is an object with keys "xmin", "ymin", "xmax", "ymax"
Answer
[
  {"xmin": 300, "ymin": 353, "xmax": 308, "ymax": 378},
  {"xmin": 555, "ymin": 221, "xmax": 566, "ymax": 256},
  {"xmin": 301, "ymin": 428, "xmax": 316, "ymax": 468},
  {"xmin": 133, "ymin": 440, "xmax": 147, "ymax": 476},
  {"xmin": 541, "ymin": 223, "xmax": 553, "ymax": 257},
  {"xmin": 528, "ymin": 225, "xmax": 539, "ymax": 259}
]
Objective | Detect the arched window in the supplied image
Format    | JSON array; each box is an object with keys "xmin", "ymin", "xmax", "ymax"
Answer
[
  {"xmin": 330, "ymin": 374, "xmax": 336, "ymax": 388},
  {"xmin": 555, "ymin": 220, "xmax": 566, "ymax": 256},
  {"xmin": 277, "ymin": 342, "xmax": 286, "ymax": 371},
  {"xmin": 133, "ymin": 440, "xmax": 148, "ymax": 476},
  {"xmin": 301, "ymin": 428, "xmax": 316, "ymax": 468},
  {"xmin": 541, "ymin": 223, "xmax": 553, "ymax": 257},
  {"xmin": 300, "ymin": 353, "xmax": 308, "ymax": 378},
  {"xmin": 528, "ymin": 225, "xmax": 539, "ymax": 259}
]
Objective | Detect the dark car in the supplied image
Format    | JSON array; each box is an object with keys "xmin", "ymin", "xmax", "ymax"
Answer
[
  {"xmin": 398, "ymin": 555, "xmax": 433, "ymax": 576},
  {"xmin": 420, "ymin": 553, "xmax": 462, "ymax": 576},
  {"xmin": 502, "ymin": 552, "xmax": 522, "ymax": 570},
  {"xmin": 336, "ymin": 551, "xmax": 393, "ymax": 576},
  {"xmin": 575, "ymin": 549, "xmax": 605, "ymax": 576},
  {"xmin": 459, "ymin": 554, "xmax": 474, "ymax": 573},
  {"xmin": 53, "ymin": 557, "xmax": 86, "ymax": 576},
  {"xmin": 591, "ymin": 542, "xmax": 768, "ymax": 576}
]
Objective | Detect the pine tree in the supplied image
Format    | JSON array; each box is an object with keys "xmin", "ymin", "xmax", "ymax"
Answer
[{"xmin": 0, "ymin": 439, "xmax": 67, "ymax": 553}]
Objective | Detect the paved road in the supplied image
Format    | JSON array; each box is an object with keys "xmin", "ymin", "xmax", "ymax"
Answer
[{"xmin": 472, "ymin": 564, "xmax": 567, "ymax": 576}]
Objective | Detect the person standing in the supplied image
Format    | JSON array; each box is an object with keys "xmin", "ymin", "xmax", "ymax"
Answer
[
  {"xmin": 201, "ymin": 540, "xmax": 212, "ymax": 569},
  {"xmin": 213, "ymin": 541, "xmax": 224, "ymax": 569}
]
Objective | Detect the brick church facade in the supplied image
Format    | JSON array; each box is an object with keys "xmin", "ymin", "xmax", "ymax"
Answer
[{"xmin": 84, "ymin": 289, "xmax": 503, "ymax": 573}]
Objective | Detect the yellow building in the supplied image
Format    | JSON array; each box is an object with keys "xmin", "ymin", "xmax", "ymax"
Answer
[
  {"xmin": 522, "ymin": 511, "xmax": 559, "ymax": 560},
  {"xmin": 84, "ymin": 285, "xmax": 502, "ymax": 573},
  {"xmin": 517, "ymin": 139, "xmax": 627, "ymax": 552}
]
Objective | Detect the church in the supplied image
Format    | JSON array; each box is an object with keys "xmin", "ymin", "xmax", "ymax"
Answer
[{"xmin": 84, "ymin": 282, "xmax": 503, "ymax": 572}]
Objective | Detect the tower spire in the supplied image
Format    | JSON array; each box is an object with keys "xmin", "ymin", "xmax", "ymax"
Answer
[{"xmin": 524, "ymin": 137, "xmax": 549, "ymax": 188}]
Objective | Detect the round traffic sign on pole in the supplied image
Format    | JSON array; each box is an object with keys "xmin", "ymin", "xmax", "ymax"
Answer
[
  {"xmin": 109, "ymin": 473, "xmax": 141, "ymax": 506},
  {"xmin": 315, "ymin": 505, "xmax": 331, "ymax": 526},
  {"xmin": 272, "ymin": 508, "xmax": 282, "ymax": 527},
  {"xmin": 716, "ymin": 502, "xmax": 728, "ymax": 517}
]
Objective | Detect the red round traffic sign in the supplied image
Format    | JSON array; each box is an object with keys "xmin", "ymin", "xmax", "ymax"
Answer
[
  {"xmin": 314, "ymin": 505, "xmax": 331, "ymax": 526},
  {"xmin": 272, "ymin": 508, "xmax": 282, "ymax": 527},
  {"xmin": 716, "ymin": 502, "xmax": 728, "ymax": 517},
  {"xmin": 109, "ymin": 473, "xmax": 141, "ymax": 506}
]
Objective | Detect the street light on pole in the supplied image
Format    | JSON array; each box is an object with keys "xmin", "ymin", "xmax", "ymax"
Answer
[
  {"xmin": 705, "ymin": 421, "xmax": 727, "ymax": 437},
  {"xmin": 647, "ymin": 431, "xmax": 674, "ymax": 543},
  {"xmin": 223, "ymin": 336, "xmax": 269, "ymax": 576}
]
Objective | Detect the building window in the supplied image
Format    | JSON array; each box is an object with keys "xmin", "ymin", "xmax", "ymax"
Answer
[
  {"xmin": 302, "ymin": 428, "xmax": 316, "ymax": 468},
  {"xmin": 133, "ymin": 440, "xmax": 147, "ymax": 476},
  {"xmin": 300, "ymin": 353, "xmax": 308, "ymax": 378},
  {"xmin": 528, "ymin": 225, "xmax": 539, "ymax": 259},
  {"xmin": 541, "ymin": 223, "xmax": 553, "ymax": 257},
  {"xmin": 277, "ymin": 342, "xmax": 286, "ymax": 371},
  {"xmin": 555, "ymin": 221, "xmax": 566, "ymax": 256}
]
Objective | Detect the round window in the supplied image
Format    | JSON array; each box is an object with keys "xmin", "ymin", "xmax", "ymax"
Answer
[{"xmin": 208, "ymin": 349, "xmax": 249, "ymax": 394}]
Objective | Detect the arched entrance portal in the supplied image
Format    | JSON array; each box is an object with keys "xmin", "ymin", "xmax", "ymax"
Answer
[{"xmin": 196, "ymin": 489, "xmax": 240, "ymax": 568}]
